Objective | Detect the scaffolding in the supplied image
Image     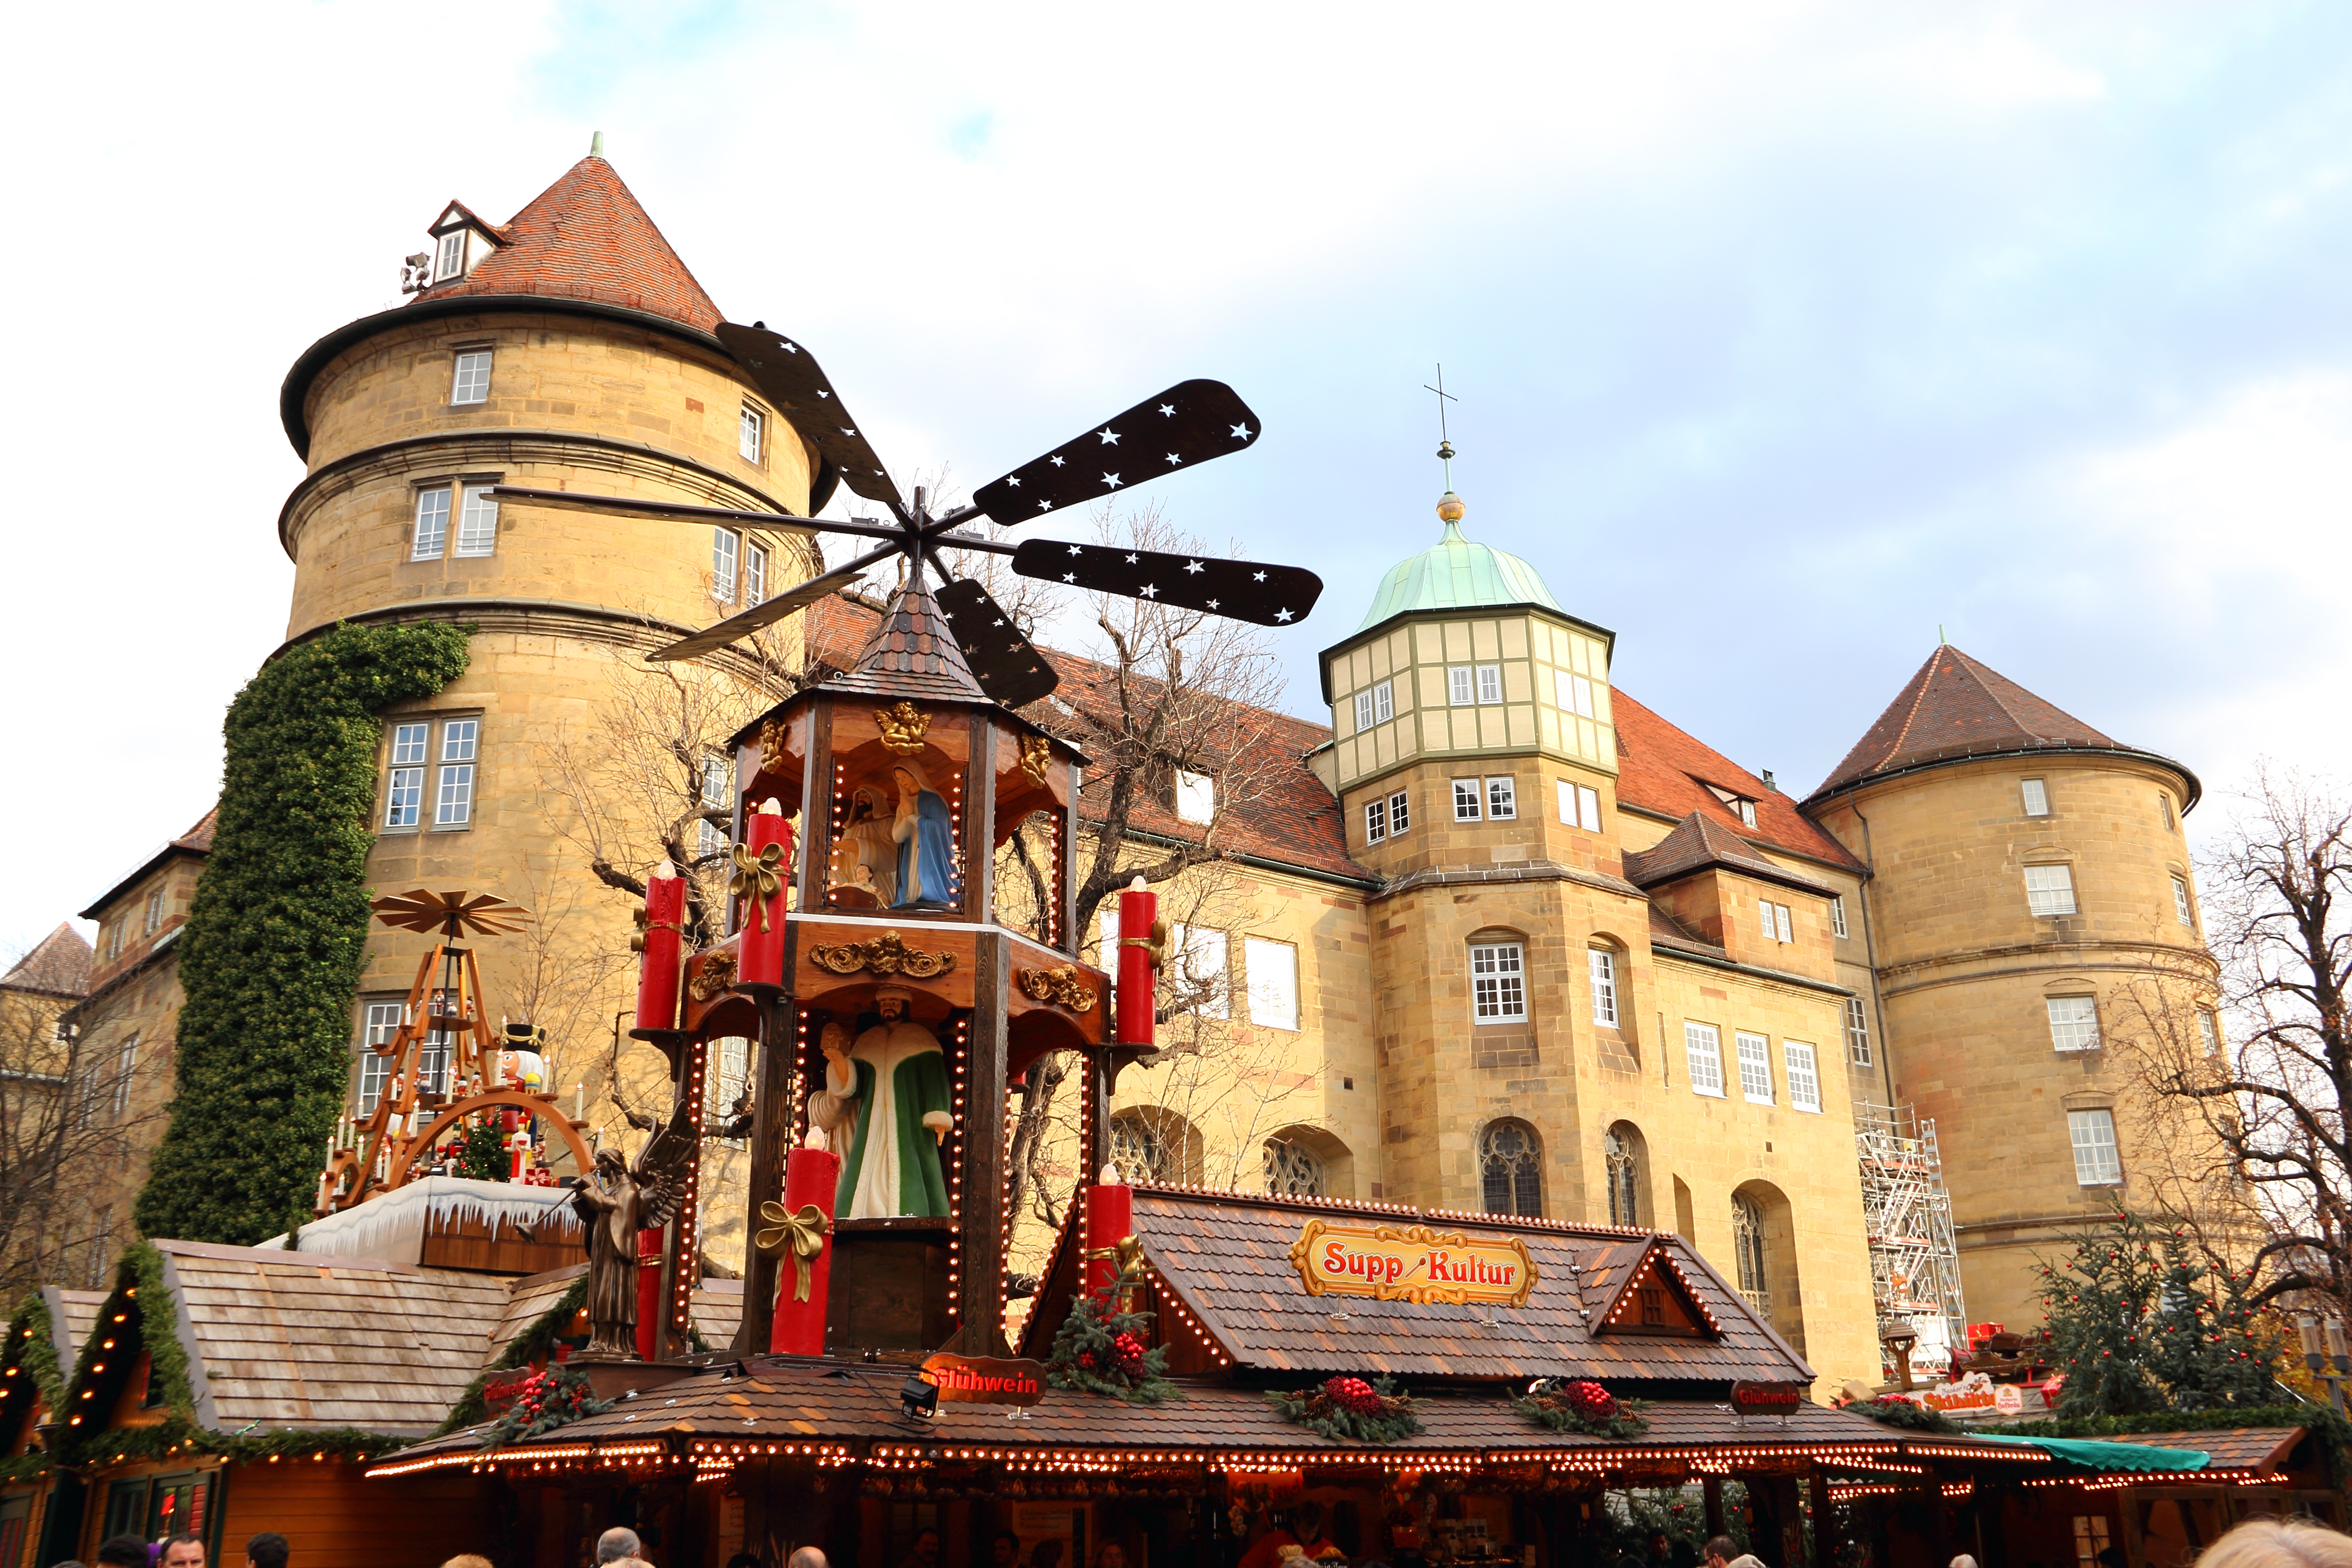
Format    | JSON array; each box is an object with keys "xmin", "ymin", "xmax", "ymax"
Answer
[{"xmin": 1855, "ymin": 1100, "xmax": 1967, "ymax": 1375}]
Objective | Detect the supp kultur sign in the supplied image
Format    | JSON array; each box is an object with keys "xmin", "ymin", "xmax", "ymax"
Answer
[{"xmin": 1287, "ymin": 1219, "xmax": 1540, "ymax": 1307}]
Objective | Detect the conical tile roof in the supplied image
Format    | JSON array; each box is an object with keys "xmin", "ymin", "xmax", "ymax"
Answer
[
  {"xmin": 1811, "ymin": 646, "xmax": 2124, "ymax": 799},
  {"xmin": 821, "ymin": 579, "xmax": 988, "ymax": 703},
  {"xmin": 420, "ymin": 155, "xmax": 722, "ymax": 333}
]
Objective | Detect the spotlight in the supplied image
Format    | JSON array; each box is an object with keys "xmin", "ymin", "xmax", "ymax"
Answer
[{"xmin": 900, "ymin": 1375, "xmax": 940, "ymax": 1421}]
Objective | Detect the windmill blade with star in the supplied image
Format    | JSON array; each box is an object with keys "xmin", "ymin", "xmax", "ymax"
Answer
[{"xmin": 489, "ymin": 325, "xmax": 1322, "ymax": 708}]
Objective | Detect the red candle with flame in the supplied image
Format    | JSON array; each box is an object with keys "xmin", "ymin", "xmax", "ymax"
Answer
[
  {"xmin": 769, "ymin": 1137, "xmax": 841, "ymax": 1355},
  {"xmin": 1114, "ymin": 876, "xmax": 1157, "ymax": 1048},
  {"xmin": 737, "ymin": 800, "xmax": 791, "ymax": 989},
  {"xmin": 634, "ymin": 1226, "xmax": 663, "ymax": 1361},
  {"xmin": 1085, "ymin": 1167, "xmax": 1133, "ymax": 1304},
  {"xmin": 636, "ymin": 862, "xmax": 685, "ymax": 1032}
]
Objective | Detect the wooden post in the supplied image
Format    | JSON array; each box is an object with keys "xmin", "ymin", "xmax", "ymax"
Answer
[
  {"xmin": 797, "ymin": 698, "xmax": 834, "ymax": 912},
  {"xmin": 1809, "ymin": 1469, "xmax": 1834, "ymax": 1568},
  {"xmin": 1060, "ymin": 758, "xmax": 1080, "ymax": 957},
  {"xmin": 963, "ymin": 715, "xmax": 997, "ymax": 921},
  {"xmin": 734, "ymin": 988, "xmax": 800, "ymax": 1355},
  {"xmin": 958, "ymin": 929, "xmax": 1012, "ymax": 1354},
  {"xmin": 652, "ymin": 1037, "xmax": 701, "ymax": 1362},
  {"xmin": 1702, "ymin": 1475, "xmax": 1725, "ymax": 1540}
]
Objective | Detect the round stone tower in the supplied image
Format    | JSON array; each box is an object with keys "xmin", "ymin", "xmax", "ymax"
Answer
[
  {"xmin": 1802, "ymin": 646, "xmax": 2214, "ymax": 1330},
  {"xmin": 275, "ymin": 148, "xmax": 824, "ymax": 1158}
]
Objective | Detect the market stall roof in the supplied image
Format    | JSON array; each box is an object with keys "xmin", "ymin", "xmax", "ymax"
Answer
[
  {"xmin": 368, "ymin": 1357, "xmax": 2055, "ymax": 1478},
  {"xmin": 1975, "ymin": 1434, "xmax": 2210, "ymax": 1472},
  {"xmin": 1024, "ymin": 1185, "xmax": 1811, "ymax": 1384}
]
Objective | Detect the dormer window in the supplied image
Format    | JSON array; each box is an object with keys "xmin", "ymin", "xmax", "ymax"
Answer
[
  {"xmin": 1175, "ymin": 769, "xmax": 1216, "ymax": 824},
  {"xmin": 1738, "ymin": 799, "xmax": 1757, "ymax": 828},
  {"xmin": 436, "ymin": 229, "xmax": 468, "ymax": 282}
]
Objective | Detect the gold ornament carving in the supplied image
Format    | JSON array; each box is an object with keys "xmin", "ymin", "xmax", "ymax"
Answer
[
  {"xmin": 688, "ymin": 948, "xmax": 738, "ymax": 1002},
  {"xmin": 1016, "ymin": 964, "xmax": 1095, "ymax": 1012},
  {"xmin": 758, "ymin": 716, "xmax": 790, "ymax": 775},
  {"xmin": 806, "ymin": 928, "xmax": 958, "ymax": 979},
  {"xmin": 728, "ymin": 841, "xmax": 786, "ymax": 932},
  {"xmin": 1019, "ymin": 733, "xmax": 1053, "ymax": 786},
  {"xmin": 755, "ymin": 1199, "xmax": 832, "ymax": 1302},
  {"xmin": 876, "ymin": 701, "xmax": 931, "ymax": 754}
]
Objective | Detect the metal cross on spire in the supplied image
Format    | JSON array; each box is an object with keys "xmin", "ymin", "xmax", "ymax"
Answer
[{"xmin": 1423, "ymin": 364, "xmax": 1459, "ymax": 490}]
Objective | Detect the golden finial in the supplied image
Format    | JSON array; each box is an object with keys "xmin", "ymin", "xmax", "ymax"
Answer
[{"xmin": 1436, "ymin": 491, "xmax": 1467, "ymax": 525}]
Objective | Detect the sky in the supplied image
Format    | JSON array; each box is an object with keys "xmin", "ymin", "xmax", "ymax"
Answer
[{"xmin": 4, "ymin": 2, "xmax": 2351, "ymax": 957}]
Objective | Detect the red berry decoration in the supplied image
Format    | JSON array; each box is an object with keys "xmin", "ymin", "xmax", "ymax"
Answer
[{"xmin": 1322, "ymin": 1375, "xmax": 1384, "ymax": 1415}]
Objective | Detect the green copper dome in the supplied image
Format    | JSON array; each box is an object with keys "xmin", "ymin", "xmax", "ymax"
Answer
[{"xmin": 1355, "ymin": 496, "xmax": 1564, "ymax": 631}]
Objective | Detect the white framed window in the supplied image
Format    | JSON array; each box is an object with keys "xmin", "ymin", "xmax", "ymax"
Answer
[
  {"xmin": 453, "ymin": 483, "xmax": 498, "ymax": 557},
  {"xmin": 1845, "ymin": 996, "xmax": 1872, "ymax": 1066},
  {"xmin": 1737, "ymin": 799, "xmax": 1758, "ymax": 829},
  {"xmin": 1685, "ymin": 1022, "xmax": 1725, "ymax": 1098},
  {"xmin": 1554, "ymin": 669, "xmax": 1596, "ymax": 718},
  {"xmin": 1388, "ymin": 788, "xmax": 1410, "ymax": 835},
  {"xmin": 712, "ymin": 528, "xmax": 739, "ymax": 603},
  {"xmin": 411, "ymin": 487, "xmax": 451, "ymax": 560},
  {"xmin": 1785, "ymin": 1041, "xmax": 1821, "ymax": 1112},
  {"xmin": 1363, "ymin": 796, "xmax": 1388, "ymax": 844},
  {"xmin": 706, "ymin": 1036, "xmax": 751, "ymax": 1139},
  {"xmin": 1558, "ymin": 780, "xmax": 1603, "ymax": 830},
  {"xmin": 1830, "ymin": 894, "xmax": 1848, "ymax": 939},
  {"xmin": 1175, "ymin": 769, "xmax": 1216, "ymax": 824},
  {"xmin": 435, "ymin": 229, "xmax": 466, "ymax": 281},
  {"xmin": 358, "ymin": 1001, "xmax": 402, "ymax": 1113},
  {"xmin": 1453, "ymin": 779, "xmax": 1483, "ymax": 821},
  {"xmin": 1588, "ymin": 949, "xmax": 1618, "ymax": 1027},
  {"xmin": 2069, "ymin": 1109, "xmax": 2122, "ymax": 1186},
  {"xmin": 142, "ymin": 887, "xmax": 165, "ymax": 934},
  {"xmin": 745, "ymin": 542, "xmax": 767, "ymax": 607},
  {"xmin": 2198, "ymin": 1009, "xmax": 2220, "ymax": 1054},
  {"xmin": 435, "ymin": 718, "xmax": 479, "ymax": 828},
  {"xmin": 739, "ymin": 403, "xmax": 764, "ymax": 463},
  {"xmin": 701, "ymin": 754, "xmax": 732, "ymax": 809},
  {"xmin": 110, "ymin": 1032, "xmax": 139, "ymax": 1117},
  {"xmin": 1173, "ymin": 924, "xmax": 1229, "ymax": 1018},
  {"xmin": 2026, "ymin": 863, "xmax": 2076, "ymax": 916},
  {"xmin": 450, "ymin": 350, "xmax": 492, "ymax": 406},
  {"xmin": 2047, "ymin": 995, "xmax": 2100, "ymax": 1052},
  {"xmin": 1354, "ymin": 690, "xmax": 1375, "ymax": 732},
  {"xmin": 2022, "ymin": 778, "xmax": 2050, "ymax": 817},
  {"xmin": 1244, "ymin": 937, "xmax": 1299, "ymax": 1031},
  {"xmin": 1476, "ymin": 663, "xmax": 1503, "ymax": 704},
  {"xmin": 1470, "ymin": 941, "xmax": 1527, "ymax": 1022},
  {"xmin": 1758, "ymin": 899, "xmax": 1792, "ymax": 943},
  {"xmin": 73, "ymin": 1064, "xmax": 101, "ymax": 1132},
  {"xmin": 2162, "ymin": 793, "xmax": 2175, "ymax": 830},
  {"xmin": 1735, "ymin": 1031, "xmax": 1773, "ymax": 1103},
  {"xmin": 1373, "ymin": 679, "xmax": 1393, "ymax": 723},
  {"xmin": 384, "ymin": 722, "xmax": 429, "ymax": 829},
  {"xmin": 2172, "ymin": 875, "xmax": 2194, "ymax": 929},
  {"xmin": 698, "ymin": 816, "xmax": 725, "ymax": 863},
  {"xmin": 1448, "ymin": 666, "xmax": 1475, "ymax": 706},
  {"xmin": 1485, "ymin": 775, "xmax": 1517, "ymax": 820}
]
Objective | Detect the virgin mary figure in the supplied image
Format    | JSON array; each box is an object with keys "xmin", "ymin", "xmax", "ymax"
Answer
[{"xmin": 890, "ymin": 760, "xmax": 958, "ymax": 910}]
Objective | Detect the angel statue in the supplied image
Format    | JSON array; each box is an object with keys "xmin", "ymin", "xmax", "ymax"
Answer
[{"xmin": 565, "ymin": 1096, "xmax": 697, "ymax": 1357}]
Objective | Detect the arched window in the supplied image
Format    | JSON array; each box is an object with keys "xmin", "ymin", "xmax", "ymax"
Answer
[
  {"xmin": 1263, "ymin": 1136, "xmax": 1325, "ymax": 1196},
  {"xmin": 1604, "ymin": 1124, "xmax": 1642, "ymax": 1226},
  {"xmin": 1479, "ymin": 1119, "xmax": 1544, "ymax": 1217},
  {"xmin": 1110, "ymin": 1114, "xmax": 1173, "ymax": 1184},
  {"xmin": 1731, "ymin": 1192, "xmax": 1772, "ymax": 1322}
]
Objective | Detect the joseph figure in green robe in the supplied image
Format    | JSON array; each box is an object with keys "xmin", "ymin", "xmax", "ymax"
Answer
[{"xmin": 809, "ymin": 987, "xmax": 954, "ymax": 1219}]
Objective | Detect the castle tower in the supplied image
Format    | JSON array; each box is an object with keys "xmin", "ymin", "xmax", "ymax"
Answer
[
  {"xmin": 1801, "ymin": 646, "xmax": 2214, "ymax": 1330},
  {"xmin": 275, "ymin": 146, "xmax": 822, "ymax": 1146}
]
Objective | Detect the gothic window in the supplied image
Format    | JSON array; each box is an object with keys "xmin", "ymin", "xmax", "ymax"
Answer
[
  {"xmin": 1603, "ymin": 1124, "xmax": 1641, "ymax": 1226},
  {"xmin": 1732, "ymin": 1193, "xmax": 1772, "ymax": 1322},
  {"xmin": 1480, "ymin": 1119, "xmax": 1543, "ymax": 1218},
  {"xmin": 1263, "ymin": 1136, "xmax": 1325, "ymax": 1196},
  {"xmin": 1112, "ymin": 1115, "xmax": 1172, "ymax": 1184}
]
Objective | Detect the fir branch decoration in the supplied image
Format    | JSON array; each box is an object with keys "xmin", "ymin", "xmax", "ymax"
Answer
[
  {"xmin": 134, "ymin": 621, "xmax": 471, "ymax": 1245},
  {"xmin": 1268, "ymin": 1374, "xmax": 1423, "ymax": 1444},
  {"xmin": 1513, "ymin": 1378, "xmax": 1652, "ymax": 1438},
  {"xmin": 484, "ymin": 1364, "xmax": 611, "ymax": 1447},
  {"xmin": 1044, "ymin": 1268, "xmax": 1175, "ymax": 1403},
  {"xmin": 1838, "ymin": 1395, "xmax": 1962, "ymax": 1434}
]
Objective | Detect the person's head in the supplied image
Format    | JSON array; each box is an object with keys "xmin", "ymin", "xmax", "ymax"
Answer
[
  {"xmin": 992, "ymin": 1535, "xmax": 1022, "ymax": 1568},
  {"xmin": 894, "ymin": 768, "xmax": 917, "ymax": 801},
  {"xmin": 908, "ymin": 1533, "xmax": 940, "ymax": 1564},
  {"xmin": 2195, "ymin": 1519, "xmax": 2352, "ymax": 1568},
  {"xmin": 1291, "ymin": 1502, "xmax": 1324, "ymax": 1537},
  {"xmin": 1031, "ymin": 1543, "xmax": 1064, "ymax": 1568},
  {"xmin": 1095, "ymin": 1547, "xmax": 1127, "ymax": 1568},
  {"xmin": 724, "ymin": 1555, "xmax": 762, "ymax": 1568},
  {"xmin": 1702, "ymin": 1540, "xmax": 1740, "ymax": 1568},
  {"xmin": 1951, "ymin": 1557, "xmax": 1979, "ymax": 1568},
  {"xmin": 441, "ymin": 1558, "xmax": 493, "ymax": 1568},
  {"xmin": 876, "ymin": 988, "xmax": 911, "ymax": 1024},
  {"xmin": 246, "ymin": 1535, "xmax": 289, "ymax": 1568},
  {"xmin": 786, "ymin": 1551, "xmax": 829, "ymax": 1568},
  {"xmin": 161, "ymin": 1536, "xmax": 205, "ymax": 1568},
  {"xmin": 595, "ymin": 1528, "xmax": 642, "ymax": 1565},
  {"xmin": 95, "ymin": 1538, "xmax": 148, "ymax": 1568}
]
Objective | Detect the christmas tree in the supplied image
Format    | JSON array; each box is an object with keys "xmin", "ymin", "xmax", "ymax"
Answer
[
  {"xmin": 2143, "ymin": 1223, "xmax": 2277, "ymax": 1410},
  {"xmin": 2037, "ymin": 1207, "xmax": 2276, "ymax": 1415},
  {"xmin": 457, "ymin": 1118, "xmax": 509, "ymax": 1183}
]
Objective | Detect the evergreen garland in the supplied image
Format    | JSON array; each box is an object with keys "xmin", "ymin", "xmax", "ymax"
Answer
[
  {"xmin": 1839, "ymin": 1395, "xmax": 1963, "ymax": 1434},
  {"xmin": 1044, "ymin": 1268, "xmax": 1175, "ymax": 1402},
  {"xmin": 2035, "ymin": 1208, "xmax": 2277, "ymax": 1417},
  {"xmin": 456, "ymin": 1118, "xmax": 510, "ymax": 1183},
  {"xmin": 134, "ymin": 621, "xmax": 471, "ymax": 1244},
  {"xmin": 483, "ymin": 1364, "xmax": 610, "ymax": 1447},
  {"xmin": 1268, "ymin": 1374, "xmax": 1423, "ymax": 1444},
  {"xmin": 1513, "ymin": 1378, "xmax": 1652, "ymax": 1438}
]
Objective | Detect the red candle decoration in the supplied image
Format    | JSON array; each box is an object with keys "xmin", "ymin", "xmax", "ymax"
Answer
[
  {"xmin": 634, "ymin": 1226, "xmax": 664, "ymax": 1362},
  {"xmin": 1086, "ymin": 1168, "xmax": 1134, "ymax": 1304},
  {"xmin": 1114, "ymin": 876, "xmax": 1158, "ymax": 1048},
  {"xmin": 636, "ymin": 861, "xmax": 686, "ymax": 1032},
  {"xmin": 737, "ymin": 800, "xmax": 792, "ymax": 990},
  {"xmin": 768, "ymin": 1137, "xmax": 841, "ymax": 1355}
]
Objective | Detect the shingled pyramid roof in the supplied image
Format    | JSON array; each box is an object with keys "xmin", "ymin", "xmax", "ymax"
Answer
[
  {"xmin": 419, "ymin": 155, "xmax": 722, "ymax": 333},
  {"xmin": 1623, "ymin": 811, "xmax": 1834, "ymax": 897},
  {"xmin": 821, "ymin": 579, "xmax": 988, "ymax": 703},
  {"xmin": 1810, "ymin": 646, "xmax": 2136, "ymax": 800},
  {"xmin": 1, "ymin": 924, "xmax": 93, "ymax": 997}
]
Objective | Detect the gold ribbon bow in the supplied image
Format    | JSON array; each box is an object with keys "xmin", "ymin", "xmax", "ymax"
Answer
[
  {"xmin": 729, "ymin": 841, "xmax": 787, "ymax": 932},
  {"xmin": 756, "ymin": 1200, "xmax": 831, "ymax": 1302}
]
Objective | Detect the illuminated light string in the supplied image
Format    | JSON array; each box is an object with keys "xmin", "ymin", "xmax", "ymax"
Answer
[{"xmin": 673, "ymin": 1034, "xmax": 710, "ymax": 1332}]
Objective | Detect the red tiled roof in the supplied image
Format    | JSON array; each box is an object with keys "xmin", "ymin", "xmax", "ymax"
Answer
[
  {"xmin": 1612, "ymin": 691, "xmax": 1863, "ymax": 873},
  {"xmin": 1624, "ymin": 811, "xmax": 1835, "ymax": 897},
  {"xmin": 1, "ymin": 924, "xmax": 93, "ymax": 997},
  {"xmin": 1811, "ymin": 646, "xmax": 2123, "ymax": 800},
  {"xmin": 415, "ymin": 156, "xmax": 722, "ymax": 333}
]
